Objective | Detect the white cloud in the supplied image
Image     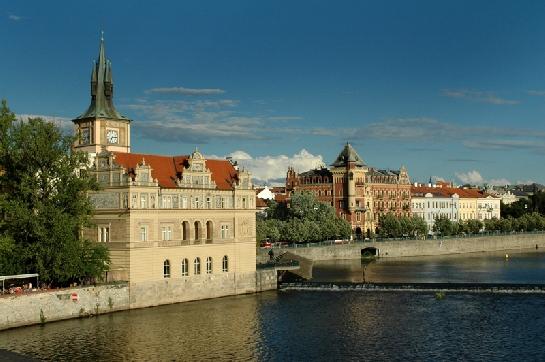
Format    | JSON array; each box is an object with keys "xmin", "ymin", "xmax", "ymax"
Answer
[
  {"xmin": 9, "ymin": 14, "xmax": 22, "ymax": 21},
  {"xmin": 442, "ymin": 89, "xmax": 519, "ymax": 105},
  {"xmin": 488, "ymin": 178, "xmax": 511, "ymax": 186},
  {"xmin": 17, "ymin": 114, "xmax": 72, "ymax": 134},
  {"xmin": 455, "ymin": 171, "xmax": 513, "ymax": 186},
  {"xmin": 268, "ymin": 116, "xmax": 303, "ymax": 121},
  {"xmin": 527, "ymin": 90, "xmax": 545, "ymax": 97},
  {"xmin": 226, "ymin": 149, "xmax": 324, "ymax": 185},
  {"xmin": 516, "ymin": 179, "xmax": 537, "ymax": 185},
  {"xmin": 125, "ymin": 98, "xmax": 343, "ymax": 144},
  {"xmin": 146, "ymin": 86, "xmax": 225, "ymax": 96},
  {"xmin": 455, "ymin": 170, "xmax": 485, "ymax": 185}
]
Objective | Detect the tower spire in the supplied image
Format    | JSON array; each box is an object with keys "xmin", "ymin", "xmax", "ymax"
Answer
[{"xmin": 76, "ymin": 33, "xmax": 127, "ymax": 120}]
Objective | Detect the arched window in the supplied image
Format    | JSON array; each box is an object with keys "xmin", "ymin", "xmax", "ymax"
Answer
[
  {"xmin": 181, "ymin": 258, "xmax": 189, "ymax": 276},
  {"xmin": 206, "ymin": 257, "xmax": 213, "ymax": 274},
  {"xmin": 222, "ymin": 255, "xmax": 229, "ymax": 272},
  {"xmin": 163, "ymin": 260, "xmax": 171, "ymax": 278},
  {"xmin": 194, "ymin": 221, "xmax": 201, "ymax": 241},
  {"xmin": 206, "ymin": 221, "xmax": 213, "ymax": 241},
  {"xmin": 182, "ymin": 221, "xmax": 190, "ymax": 241},
  {"xmin": 194, "ymin": 257, "xmax": 201, "ymax": 275}
]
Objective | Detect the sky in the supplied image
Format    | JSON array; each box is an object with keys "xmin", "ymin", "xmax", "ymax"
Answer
[{"xmin": 2, "ymin": 1, "xmax": 545, "ymax": 186}]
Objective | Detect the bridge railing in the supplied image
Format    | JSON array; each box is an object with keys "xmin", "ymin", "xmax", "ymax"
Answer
[
  {"xmin": 269, "ymin": 230, "xmax": 545, "ymax": 249},
  {"xmin": 257, "ymin": 259, "xmax": 300, "ymax": 269}
]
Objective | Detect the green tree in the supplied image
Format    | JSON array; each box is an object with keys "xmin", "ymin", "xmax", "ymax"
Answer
[
  {"xmin": 257, "ymin": 191, "xmax": 351, "ymax": 242},
  {"xmin": 378, "ymin": 213, "xmax": 401, "ymax": 238},
  {"xmin": 433, "ymin": 215, "xmax": 454, "ymax": 236},
  {"xmin": 466, "ymin": 219, "xmax": 483, "ymax": 234},
  {"xmin": 0, "ymin": 100, "xmax": 109, "ymax": 286},
  {"xmin": 410, "ymin": 216, "xmax": 428, "ymax": 237}
]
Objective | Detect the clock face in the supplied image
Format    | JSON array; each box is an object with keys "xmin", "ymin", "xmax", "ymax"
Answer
[
  {"xmin": 193, "ymin": 163, "xmax": 203, "ymax": 171},
  {"xmin": 106, "ymin": 129, "xmax": 119, "ymax": 144},
  {"xmin": 81, "ymin": 128, "xmax": 90, "ymax": 144}
]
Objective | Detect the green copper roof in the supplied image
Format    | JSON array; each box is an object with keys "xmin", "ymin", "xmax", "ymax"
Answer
[
  {"xmin": 75, "ymin": 33, "xmax": 128, "ymax": 121},
  {"xmin": 331, "ymin": 143, "xmax": 365, "ymax": 167}
]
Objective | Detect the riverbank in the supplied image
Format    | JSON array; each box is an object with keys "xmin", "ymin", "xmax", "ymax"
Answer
[
  {"xmin": 257, "ymin": 232, "xmax": 545, "ymax": 262},
  {"xmin": 0, "ymin": 269, "xmax": 277, "ymax": 331}
]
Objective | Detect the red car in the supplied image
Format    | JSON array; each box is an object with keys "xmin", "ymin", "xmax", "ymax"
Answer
[{"xmin": 260, "ymin": 241, "xmax": 272, "ymax": 248}]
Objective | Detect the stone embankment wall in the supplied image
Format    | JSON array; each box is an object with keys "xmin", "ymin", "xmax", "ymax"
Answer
[
  {"xmin": 258, "ymin": 233, "xmax": 545, "ymax": 261},
  {"xmin": 0, "ymin": 283, "xmax": 129, "ymax": 331},
  {"xmin": 0, "ymin": 269, "xmax": 277, "ymax": 331},
  {"xmin": 129, "ymin": 269, "xmax": 276, "ymax": 309}
]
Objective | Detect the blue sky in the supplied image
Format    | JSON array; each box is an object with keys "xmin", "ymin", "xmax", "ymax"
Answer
[{"xmin": 2, "ymin": 1, "xmax": 545, "ymax": 185}]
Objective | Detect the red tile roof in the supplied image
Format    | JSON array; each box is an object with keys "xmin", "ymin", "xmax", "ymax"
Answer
[
  {"xmin": 112, "ymin": 152, "xmax": 238, "ymax": 190},
  {"xmin": 411, "ymin": 185, "xmax": 490, "ymax": 198}
]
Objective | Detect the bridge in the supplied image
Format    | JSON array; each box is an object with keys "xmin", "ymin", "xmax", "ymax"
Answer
[
  {"xmin": 257, "ymin": 231, "xmax": 545, "ymax": 262},
  {"xmin": 279, "ymin": 281, "xmax": 545, "ymax": 294}
]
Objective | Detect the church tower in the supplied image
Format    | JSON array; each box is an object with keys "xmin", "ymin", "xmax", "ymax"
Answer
[{"xmin": 72, "ymin": 33, "xmax": 131, "ymax": 154}]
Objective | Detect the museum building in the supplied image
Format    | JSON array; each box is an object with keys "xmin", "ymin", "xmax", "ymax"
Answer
[{"xmin": 71, "ymin": 36, "xmax": 261, "ymax": 305}]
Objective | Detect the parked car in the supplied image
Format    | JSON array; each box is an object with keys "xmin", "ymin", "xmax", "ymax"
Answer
[{"xmin": 260, "ymin": 240, "xmax": 272, "ymax": 248}]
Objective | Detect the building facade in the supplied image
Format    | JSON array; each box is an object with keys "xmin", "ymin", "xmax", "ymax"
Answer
[
  {"xmin": 72, "ymin": 37, "xmax": 259, "ymax": 302},
  {"xmin": 285, "ymin": 143, "xmax": 411, "ymax": 237},
  {"xmin": 411, "ymin": 183, "xmax": 501, "ymax": 231},
  {"xmin": 411, "ymin": 186, "xmax": 460, "ymax": 231}
]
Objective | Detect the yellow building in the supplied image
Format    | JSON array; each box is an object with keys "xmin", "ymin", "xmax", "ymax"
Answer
[{"xmin": 72, "ymin": 36, "xmax": 263, "ymax": 306}]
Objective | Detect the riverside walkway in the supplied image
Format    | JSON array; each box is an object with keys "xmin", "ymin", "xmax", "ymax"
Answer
[
  {"xmin": 279, "ymin": 281, "xmax": 545, "ymax": 294},
  {"xmin": 257, "ymin": 231, "xmax": 545, "ymax": 262}
]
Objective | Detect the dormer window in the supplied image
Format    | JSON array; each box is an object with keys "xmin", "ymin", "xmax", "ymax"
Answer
[{"xmin": 81, "ymin": 128, "xmax": 90, "ymax": 144}]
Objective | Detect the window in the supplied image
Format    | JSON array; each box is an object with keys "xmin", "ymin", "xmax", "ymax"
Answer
[
  {"xmin": 162, "ymin": 196, "xmax": 172, "ymax": 209},
  {"xmin": 221, "ymin": 225, "xmax": 229, "ymax": 239},
  {"xmin": 140, "ymin": 226, "xmax": 148, "ymax": 241},
  {"xmin": 181, "ymin": 259, "xmax": 189, "ymax": 276},
  {"xmin": 163, "ymin": 260, "xmax": 171, "ymax": 278},
  {"xmin": 161, "ymin": 226, "xmax": 172, "ymax": 241},
  {"xmin": 195, "ymin": 197, "xmax": 200, "ymax": 209},
  {"xmin": 221, "ymin": 197, "xmax": 226, "ymax": 208},
  {"xmin": 194, "ymin": 221, "xmax": 201, "ymax": 240},
  {"xmin": 222, "ymin": 256, "xmax": 229, "ymax": 272},
  {"xmin": 242, "ymin": 197, "xmax": 247, "ymax": 209},
  {"xmin": 206, "ymin": 221, "xmax": 213, "ymax": 241},
  {"xmin": 206, "ymin": 257, "xmax": 213, "ymax": 274},
  {"xmin": 99, "ymin": 226, "xmax": 110, "ymax": 242},
  {"xmin": 182, "ymin": 221, "xmax": 189, "ymax": 241},
  {"xmin": 182, "ymin": 197, "xmax": 188, "ymax": 209},
  {"xmin": 206, "ymin": 197, "xmax": 211, "ymax": 209},
  {"xmin": 140, "ymin": 194, "xmax": 148, "ymax": 208},
  {"xmin": 194, "ymin": 257, "xmax": 201, "ymax": 275}
]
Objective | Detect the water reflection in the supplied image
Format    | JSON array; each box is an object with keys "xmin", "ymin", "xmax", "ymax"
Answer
[
  {"xmin": 312, "ymin": 249, "xmax": 545, "ymax": 283},
  {"xmin": 0, "ymin": 292, "xmax": 271, "ymax": 361},
  {"xmin": 3, "ymin": 250, "xmax": 545, "ymax": 361}
]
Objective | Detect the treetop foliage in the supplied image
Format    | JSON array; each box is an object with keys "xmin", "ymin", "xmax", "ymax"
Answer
[
  {"xmin": 0, "ymin": 100, "xmax": 108, "ymax": 286},
  {"xmin": 257, "ymin": 191, "xmax": 351, "ymax": 243}
]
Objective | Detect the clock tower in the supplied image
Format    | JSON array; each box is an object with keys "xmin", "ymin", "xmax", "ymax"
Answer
[{"xmin": 72, "ymin": 33, "xmax": 131, "ymax": 154}]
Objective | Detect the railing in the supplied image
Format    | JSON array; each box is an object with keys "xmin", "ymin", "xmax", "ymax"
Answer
[
  {"xmin": 257, "ymin": 259, "xmax": 300, "ymax": 269},
  {"xmin": 268, "ymin": 230, "xmax": 545, "ymax": 249}
]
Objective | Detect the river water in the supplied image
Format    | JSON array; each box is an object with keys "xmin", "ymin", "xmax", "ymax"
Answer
[{"xmin": 1, "ymin": 250, "xmax": 545, "ymax": 361}]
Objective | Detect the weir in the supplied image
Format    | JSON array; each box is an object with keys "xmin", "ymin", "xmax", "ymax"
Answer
[{"xmin": 279, "ymin": 282, "xmax": 545, "ymax": 294}]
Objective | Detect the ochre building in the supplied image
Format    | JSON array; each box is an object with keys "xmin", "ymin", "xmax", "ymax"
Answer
[
  {"xmin": 286, "ymin": 143, "xmax": 411, "ymax": 237},
  {"xmin": 72, "ymin": 37, "xmax": 261, "ymax": 306}
]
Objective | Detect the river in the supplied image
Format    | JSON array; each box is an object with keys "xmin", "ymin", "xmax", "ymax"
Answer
[{"xmin": 1, "ymin": 249, "xmax": 545, "ymax": 361}]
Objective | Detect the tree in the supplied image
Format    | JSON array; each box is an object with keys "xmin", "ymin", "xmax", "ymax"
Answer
[
  {"xmin": 466, "ymin": 219, "xmax": 483, "ymax": 234},
  {"xmin": 257, "ymin": 191, "xmax": 351, "ymax": 242},
  {"xmin": 378, "ymin": 213, "xmax": 401, "ymax": 238},
  {"xmin": 410, "ymin": 216, "xmax": 428, "ymax": 237},
  {"xmin": 0, "ymin": 100, "xmax": 109, "ymax": 286},
  {"xmin": 433, "ymin": 215, "xmax": 454, "ymax": 236}
]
